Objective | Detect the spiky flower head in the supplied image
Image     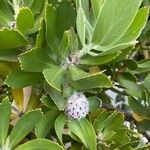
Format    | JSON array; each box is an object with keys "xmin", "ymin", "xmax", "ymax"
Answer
[{"xmin": 65, "ymin": 92, "xmax": 89, "ymax": 120}]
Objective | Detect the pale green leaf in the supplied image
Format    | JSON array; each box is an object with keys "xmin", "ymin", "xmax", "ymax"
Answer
[{"xmin": 92, "ymin": 0, "xmax": 143, "ymax": 45}]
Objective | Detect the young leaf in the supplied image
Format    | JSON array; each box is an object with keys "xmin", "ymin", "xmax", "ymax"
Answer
[
  {"xmin": 15, "ymin": 138, "xmax": 64, "ymax": 150},
  {"xmin": 67, "ymin": 118, "xmax": 97, "ymax": 150},
  {"xmin": 0, "ymin": 28, "xmax": 28, "ymax": 49},
  {"xmin": 16, "ymin": 7, "xmax": 34, "ymax": 34},
  {"xmin": 43, "ymin": 65, "xmax": 65, "ymax": 91},
  {"xmin": 19, "ymin": 48, "xmax": 54, "ymax": 72},
  {"xmin": 9, "ymin": 110, "xmax": 42, "ymax": 148},
  {"xmin": 5, "ymin": 69, "xmax": 42, "ymax": 89},
  {"xmin": 35, "ymin": 110, "xmax": 59, "ymax": 138},
  {"xmin": 0, "ymin": 98, "xmax": 11, "ymax": 146},
  {"xmin": 54, "ymin": 113, "xmax": 66, "ymax": 144}
]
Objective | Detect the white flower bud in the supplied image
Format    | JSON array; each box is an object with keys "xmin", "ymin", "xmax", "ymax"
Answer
[{"xmin": 65, "ymin": 92, "xmax": 89, "ymax": 120}]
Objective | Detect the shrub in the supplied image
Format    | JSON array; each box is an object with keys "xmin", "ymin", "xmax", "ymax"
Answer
[{"xmin": 0, "ymin": 0, "xmax": 150, "ymax": 149}]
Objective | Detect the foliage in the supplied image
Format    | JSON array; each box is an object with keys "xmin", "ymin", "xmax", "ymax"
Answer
[{"xmin": 0, "ymin": 0, "xmax": 150, "ymax": 149}]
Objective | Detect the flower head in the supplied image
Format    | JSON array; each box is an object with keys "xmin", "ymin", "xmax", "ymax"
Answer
[{"xmin": 65, "ymin": 92, "xmax": 89, "ymax": 120}]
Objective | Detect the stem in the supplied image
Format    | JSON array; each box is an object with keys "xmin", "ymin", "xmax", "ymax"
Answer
[{"xmin": 78, "ymin": 44, "xmax": 93, "ymax": 58}]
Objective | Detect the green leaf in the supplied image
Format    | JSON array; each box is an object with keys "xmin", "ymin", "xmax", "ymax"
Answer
[
  {"xmin": 16, "ymin": 7, "xmax": 34, "ymax": 34},
  {"xmin": 9, "ymin": 110, "xmax": 42, "ymax": 148},
  {"xmin": 40, "ymin": 96, "xmax": 58, "ymax": 110},
  {"xmin": 0, "ymin": 28, "xmax": 28, "ymax": 49},
  {"xmin": 67, "ymin": 118, "xmax": 97, "ymax": 150},
  {"xmin": 68, "ymin": 67, "xmax": 112, "ymax": 90},
  {"xmin": 19, "ymin": 48, "xmax": 54, "ymax": 72},
  {"xmin": 30, "ymin": 0, "xmax": 44, "ymax": 16},
  {"xmin": 137, "ymin": 120, "xmax": 150, "ymax": 131},
  {"xmin": 54, "ymin": 113, "xmax": 66, "ymax": 144},
  {"xmin": 88, "ymin": 96, "xmax": 102, "ymax": 112},
  {"xmin": 118, "ymin": 73, "xmax": 142, "ymax": 98},
  {"xmin": 91, "ymin": 0, "xmax": 106, "ymax": 20},
  {"xmin": 0, "ymin": 62, "xmax": 17, "ymax": 76},
  {"xmin": 136, "ymin": 60, "xmax": 150, "ymax": 73},
  {"xmin": 46, "ymin": 1, "xmax": 75, "ymax": 53},
  {"xmin": 80, "ymin": 52, "xmax": 120, "ymax": 65},
  {"xmin": 124, "ymin": 59, "xmax": 138, "ymax": 71},
  {"xmin": 90, "ymin": 1, "xmax": 148, "ymax": 55},
  {"xmin": 114, "ymin": 7, "xmax": 149, "ymax": 45},
  {"xmin": 0, "ymin": 0, "xmax": 14, "ymax": 27},
  {"xmin": 36, "ymin": 19, "xmax": 46, "ymax": 48},
  {"xmin": 44, "ymin": 82, "xmax": 67, "ymax": 110},
  {"xmin": 43, "ymin": 66, "xmax": 65, "ymax": 91},
  {"xmin": 0, "ymin": 98, "xmax": 11, "ymax": 146},
  {"xmin": 59, "ymin": 30, "xmax": 70, "ymax": 60},
  {"xmin": 0, "ymin": 48, "xmax": 19, "ymax": 61},
  {"xmin": 102, "ymin": 112, "xmax": 124, "ymax": 140},
  {"xmin": 144, "ymin": 74, "xmax": 150, "ymax": 90},
  {"xmin": 35, "ymin": 111, "xmax": 59, "ymax": 138},
  {"xmin": 5, "ymin": 69, "xmax": 42, "ymax": 89},
  {"xmin": 94, "ymin": 111, "xmax": 124, "ymax": 140},
  {"xmin": 15, "ymin": 138, "xmax": 64, "ymax": 150},
  {"xmin": 92, "ymin": 0, "xmax": 142, "ymax": 45},
  {"xmin": 128, "ymin": 97, "xmax": 150, "ymax": 120}
]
